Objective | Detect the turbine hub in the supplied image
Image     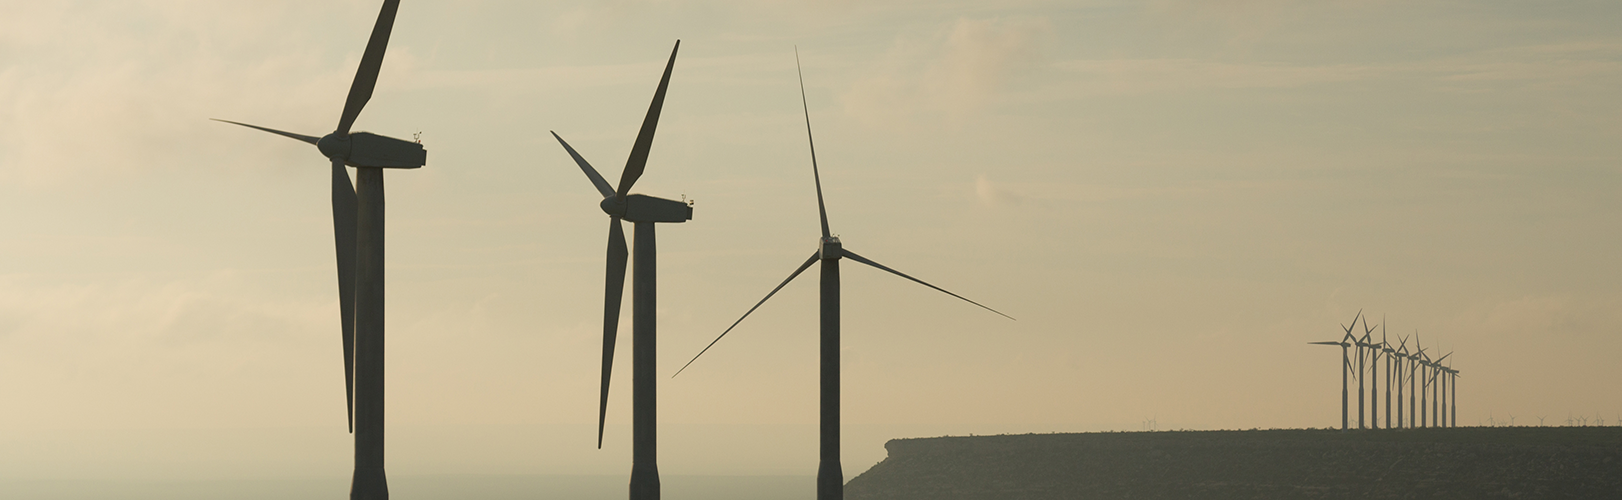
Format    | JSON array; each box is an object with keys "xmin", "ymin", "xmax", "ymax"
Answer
[
  {"xmin": 600, "ymin": 196, "xmax": 627, "ymax": 217},
  {"xmin": 819, "ymin": 236, "xmax": 842, "ymax": 260},
  {"xmin": 317, "ymin": 133, "xmax": 352, "ymax": 161}
]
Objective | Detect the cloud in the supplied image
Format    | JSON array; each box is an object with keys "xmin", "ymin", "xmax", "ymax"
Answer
[
  {"xmin": 1447, "ymin": 295, "xmax": 1622, "ymax": 344},
  {"xmin": 974, "ymin": 174, "xmax": 1024, "ymax": 207},
  {"xmin": 1050, "ymin": 59, "xmax": 1374, "ymax": 94},
  {"xmin": 843, "ymin": 16, "xmax": 1054, "ymax": 126},
  {"xmin": 0, "ymin": 1, "xmax": 378, "ymax": 187},
  {"xmin": 1040, "ymin": 40, "xmax": 1622, "ymax": 98},
  {"xmin": 0, "ymin": 272, "xmax": 330, "ymax": 347},
  {"xmin": 0, "ymin": 271, "xmax": 341, "ymax": 429}
]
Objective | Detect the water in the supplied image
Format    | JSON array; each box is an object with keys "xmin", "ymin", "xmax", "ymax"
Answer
[{"xmin": 3, "ymin": 474, "xmax": 815, "ymax": 500}]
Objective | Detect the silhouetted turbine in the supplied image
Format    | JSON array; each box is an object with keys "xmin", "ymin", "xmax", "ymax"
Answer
[
  {"xmin": 1417, "ymin": 335, "xmax": 1431, "ymax": 428},
  {"xmin": 1356, "ymin": 318, "xmax": 1380, "ymax": 429},
  {"xmin": 1440, "ymin": 352, "xmax": 1453, "ymax": 425},
  {"xmin": 1309, "ymin": 310, "xmax": 1362, "ymax": 430},
  {"xmin": 674, "ymin": 50, "xmax": 1013, "ymax": 500},
  {"xmin": 213, "ymin": 2, "xmax": 421, "ymax": 498},
  {"xmin": 1431, "ymin": 351, "xmax": 1451, "ymax": 427},
  {"xmin": 1394, "ymin": 334, "xmax": 1409, "ymax": 428},
  {"xmin": 1409, "ymin": 334, "xmax": 1425, "ymax": 428},
  {"xmin": 551, "ymin": 41, "xmax": 688, "ymax": 500},
  {"xmin": 1381, "ymin": 321, "xmax": 1393, "ymax": 429},
  {"xmin": 1446, "ymin": 364, "xmax": 1461, "ymax": 427}
]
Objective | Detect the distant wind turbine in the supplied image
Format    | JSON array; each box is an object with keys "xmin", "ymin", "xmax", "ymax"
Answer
[
  {"xmin": 1381, "ymin": 322, "xmax": 1393, "ymax": 429},
  {"xmin": 551, "ymin": 41, "xmax": 690, "ymax": 500},
  {"xmin": 1409, "ymin": 332, "xmax": 1426, "ymax": 428},
  {"xmin": 1414, "ymin": 334, "xmax": 1427, "ymax": 428},
  {"xmin": 1393, "ymin": 334, "xmax": 1409, "ymax": 428},
  {"xmin": 1357, "ymin": 318, "xmax": 1380, "ymax": 429},
  {"xmin": 1448, "ymin": 364, "xmax": 1461, "ymax": 428},
  {"xmin": 213, "ymin": 1, "xmax": 423, "ymax": 497},
  {"xmin": 1431, "ymin": 351, "xmax": 1451, "ymax": 427},
  {"xmin": 674, "ymin": 51, "xmax": 1013, "ymax": 500},
  {"xmin": 1438, "ymin": 356, "xmax": 1449, "ymax": 427},
  {"xmin": 1309, "ymin": 310, "xmax": 1362, "ymax": 430}
]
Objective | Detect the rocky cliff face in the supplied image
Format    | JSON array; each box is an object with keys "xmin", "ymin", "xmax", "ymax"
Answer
[{"xmin": 845, "ymin": 428, "xmax": 1622, "ymax": 500}]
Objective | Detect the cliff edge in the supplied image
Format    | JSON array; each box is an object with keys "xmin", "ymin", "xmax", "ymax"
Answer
[{"xmin": 845, "ymin": 428, "xmax": 1622, "ymax": 499}]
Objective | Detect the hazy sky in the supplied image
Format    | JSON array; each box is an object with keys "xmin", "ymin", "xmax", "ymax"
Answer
[{"xmin": 2, "ymin": 0, "xmax": 1620, "ymax": 488}]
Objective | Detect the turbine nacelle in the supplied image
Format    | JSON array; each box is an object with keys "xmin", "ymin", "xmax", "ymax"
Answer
[
  {"xmin": 318, "ymin": 132, "xmax": 426, "ymax": 169},
  {"xmin": 819, "ymin": 236, "xmax": 842, "ymax": 260},
  {"xmin": 601, "ymin": 194, "xmax": 692, "ymax": 223}
]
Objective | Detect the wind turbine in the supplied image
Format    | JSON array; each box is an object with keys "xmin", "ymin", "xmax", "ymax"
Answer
[
  {"xmin": 213, "ymin": 1, "xmax": 422, "ymax": 497},
  {"xmin": 1381, "ymin": 322, "xmax": 1393, "ymax": 429},
  {"xmin": 1309, "ymin": 310, "xmax": 1362, "ymax": 430},
  {"xmin": 1419, "ymin": 356, "xmax": 1429, "ymax": 427},
  {"xmin": 1409, "ymin": 332, "xmax": 1426, "ymax": 428},
  {"xmin": 1418, "ymin": 340, "xmax": 1433, "ymax": 428},
  {"xmin": 1440, "ymin": 366, "xmax": 1451, "ymax": 427},
  {"xmin": 1431, "ymin": 351, "xmax": 1451, "ymax": 428},
  {"xmin": 1447, "ymin": 364, "xmax": 1461, "ymax": 428},
  {"xmin": 673, "ymin": 52, "xmax": 1013, "ymax": 500},
  {"xmin": 1357, "ymin": 318, "xmax": 1380, "ymax": 429},
  {"xmin": 1440, "ymin": 357, "xmax": 1453, "ymax": 428},
  {"xmin": 1394, "ymin": 334, "xmax": 1409, "ymax": 428},
  {"xmin": 551, "ymin": 41, "xmax": 688, "ymax": 500}
]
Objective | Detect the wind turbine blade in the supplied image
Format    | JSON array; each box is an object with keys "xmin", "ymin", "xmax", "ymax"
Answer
[
  {"xmin": 212, "ymin": 119, "xmax": 321, "ymax": 145},
  {"xmin": 552, "ymin": 131, "xmax": 615, "ymax": 199},
  {"xmin": 329, "ymin": 157, "xmax": 358, "ymax": 433},
  {"xmin": 615, "ymin": 40, "xmax": 680, "ymax": 201},
  {"xmin": 672, "ymin": 252, "xmax": 820, "ymax": 378},
  {"xmin": 795, "ymin": 48, "xmax": 831, "ymax": 239},
  {"xmin": 598, "ymin": 217, "xmax": 629, "ymax": 449},
  {"xmin": 841, "ymin": 249, "xmax": 1015, "ymax": 320},
  {"xmin": 1308, "ymin": 341, "xmax": 1342, "ymax": 345},
  {"xmin": 336, "ymin": 0, "xmax": 400, "ymax": 135}
]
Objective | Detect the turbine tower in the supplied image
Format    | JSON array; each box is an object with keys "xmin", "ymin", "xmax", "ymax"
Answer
[
  {"xmin": 1440, "ymin": 357, "xmax": 1453, "ymax": 428},
  {"xmin": 1357, "ymin": 318, "xmax": 1380, "ymax": 429},
  {"xmin": 674, "ymin": 51, "xmax": 1013, "ymax": 500},
  {"xmin": 1381, "ymin": 322, "xmax": 1393, "ymax": 429},
  {"xmin": 1309, "ymin": 310, "xmax": 1362, "ymax": 430},
  {"xmin": 1409, "ymin": 332, "xmax": 1425, "ymax": 428},
  {"xmin": 1417, "ymin": 338, "xmax": 1431, "ymax": 428},
  {"xmin": 1394, "ymin": 334, "xmax": 1409, "ymax": 428},
  {"xmin": 1431, "ymin": 351, "xmax": 1451, "ymax": 427},
  {"xmin": 213, "ymin": 2, "xmax": 422, "ymax": 498},
  {"xmin": 551, "ymin": 41, "xmax": 688, "ymax": 500},
  {"xmin": 1447, "ymin": 365, "xmax": 1460, "ymax": 427}
]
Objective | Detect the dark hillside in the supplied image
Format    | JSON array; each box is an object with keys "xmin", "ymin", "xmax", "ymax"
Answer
[{"xmin": 845, "ymin": 428, "xmax": 1622, "ymax": 499}]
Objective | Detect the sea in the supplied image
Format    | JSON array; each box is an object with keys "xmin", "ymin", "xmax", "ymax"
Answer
[{"xmin": 2, "ymin": 474, "xmax": 815, "ymax": 500}]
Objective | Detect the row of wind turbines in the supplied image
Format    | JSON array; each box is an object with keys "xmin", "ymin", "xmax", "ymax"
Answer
[
  {"xmin": 213, "ymin": 2, "xmax": 1012, "ymax": 500},
  {"xmin": 1310, "ymin": 310, "xmax": 1461, "ymax": 431}
]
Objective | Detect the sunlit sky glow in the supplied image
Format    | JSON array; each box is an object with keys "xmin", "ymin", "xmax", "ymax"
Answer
[{"xmin": 2, "ymin": 0, "xmax": 1619, "ymax": 483}]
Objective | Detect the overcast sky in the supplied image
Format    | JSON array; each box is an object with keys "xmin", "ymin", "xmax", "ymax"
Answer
[{"xmin": 2, "ymin": 0, "xmax": 1620, "ymax": 489}]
